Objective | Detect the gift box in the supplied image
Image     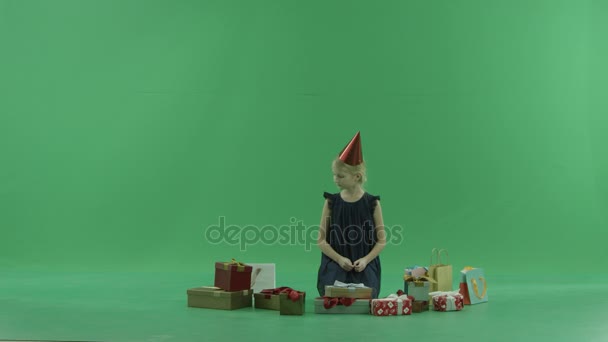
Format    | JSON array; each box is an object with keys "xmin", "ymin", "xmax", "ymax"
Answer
[
  {"xmin": 430, "ymin": 291, "xmax": 464, "ymax": 312},
  {"xmin": 371, "ymin": 294, "xmax": 413, "ymax": 316},
  {"xmin": 324, "ymin": 281, "xmax": 372, "ymax": 299},
  {"xmin": 279, "ymin": 290, "xmax": 306, "ymax": 315},
  {"xmin": 214, "ymin": 259, "xmax": 253, "ymax": 292},
  {"xmin": 254, "ymin": 293, "xmax": 280, "ymax": 311},
  {"xmin": 404, "ymin": 266, "xmax": 428, "ymax": 278},
  {"xmin": 412, "ymin": 300, "xmax": 429, "ymax": 313},
  {"xmin": 187, "ymin": 286, "xmax": 252, "ymax": 310},
  {"xmin": 314, "ymin": 297, "xmax": 371, "ymax": 314},
  {"xmin": 403, "ymin": 275, "xmax": 436, "ymax": 301},
  {"xmin": 254, "ymin": 287, "xmax": 294, "ymax": 311}
]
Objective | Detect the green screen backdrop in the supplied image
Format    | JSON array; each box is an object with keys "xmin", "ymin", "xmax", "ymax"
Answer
[{"xmin": 1, "ymin": 0, "xmax": 607, "ymax": 284}]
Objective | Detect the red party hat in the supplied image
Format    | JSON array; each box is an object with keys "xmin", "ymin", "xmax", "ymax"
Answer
[{"xmin": 338, "ymin": 131, "xmax": 363, "ymax": 166}]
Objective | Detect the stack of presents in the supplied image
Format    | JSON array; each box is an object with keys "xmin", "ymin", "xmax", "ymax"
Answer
[
  {"xmin": 403, "ymin": 248, "xmax": 489, "ymax": 313},
  {"xmin": 187, "ymin": 259, "xmax": 306, "ymax": 315},
  {"xmin": 316, "ymin": 281, "xmax": 373, "ymax": 314},
  {"xmin": 187, "ymin": 249, "xmax": 488, "ymax": 316}
]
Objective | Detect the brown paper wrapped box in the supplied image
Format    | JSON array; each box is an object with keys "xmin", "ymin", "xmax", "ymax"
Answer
[
  {"xmin": 187, "ymin": 287, "xmax": 252, "ymax": 310},
  {"xmin": 324, "ymin": 286, "xmax": 372, "ymax": 299},
  {"xmin": 412, "ymin": 300, "xmax": 429, "ymax": 313},
  {"xmin": 254, "ymin": 293, "xmax": 280, "ymax": 311},
  {"xmin": 279, "ymin": 292, "xmax": 306, "ymax": 315}
]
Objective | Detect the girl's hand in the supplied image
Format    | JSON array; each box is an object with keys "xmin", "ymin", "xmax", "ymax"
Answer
[
  {"xmin": 337, "ymin": 257, "xmax": 354, "ymax": 271},
  {"xmin": 353, "ymin": 257, "xmax": 369, "ymax": 272}
]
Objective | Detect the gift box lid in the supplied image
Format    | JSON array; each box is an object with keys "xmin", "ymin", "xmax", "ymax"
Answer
[
  {"xmin": 215, "ymin": 260, "xmax": 253, "ymax": 273},
  {"xmin": 324, "ymin": 285, "xmax": 372, "ymax": 292},
  {"xmin": 188, "ymin": 287, "xmax": 252, "ymax": 297}
]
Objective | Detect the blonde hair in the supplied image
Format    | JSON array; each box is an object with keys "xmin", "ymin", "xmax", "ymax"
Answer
[{"xmin": 332, "ymin": 157, "xmax": 367, "ymax": 185}]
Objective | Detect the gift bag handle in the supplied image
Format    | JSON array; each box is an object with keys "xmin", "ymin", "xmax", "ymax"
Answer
[
  {"xmin": 430, "ymin": 248, "xmax": 449, "ymax": 265},
  {"xmin": 471, "ymin": 277, "xmax": 487, "ymax": 299}
]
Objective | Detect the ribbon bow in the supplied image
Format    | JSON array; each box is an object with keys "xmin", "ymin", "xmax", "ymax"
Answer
[
  {"xmin": 260, "ymin": 287, "xmax": 302, "ymax": 302},
  {"xmin": 322, "ymin": 297, "xmax": 357, "ymax": 309},
  {"xmin": 333, "ymin": 280, "xmax": 366, "ymax": 288},
  {"xmin": 222, "ymin": 258, "xmax": 246, "ymax": 271},
  {"xmin": 403, "ymin": 274, "xmax": 437, "ymax": 284},
  {"xmin": 429, "ymin": 290, "xmax": 462, "ymax": 299},
  {"xmin": 386, "ymin": 293, "xmax": 414, "ymax": 302}
]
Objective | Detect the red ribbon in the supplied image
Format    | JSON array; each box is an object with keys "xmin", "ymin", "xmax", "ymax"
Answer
[
  {"xmin": 396, "ymin": 289, "xmax": 416, "ymax": 302},
  {"xmin": 260, "ymin": 287, "xmax": 303, "ymax": 302},
  {"xmin": 322, "ymin": 297, "xmax": 357, "ymax": 309}
]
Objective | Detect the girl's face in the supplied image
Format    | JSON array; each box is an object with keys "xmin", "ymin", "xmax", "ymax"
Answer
[{"xmin": 333, "ymin": 168, "xmax": 360, "ymax": 189}]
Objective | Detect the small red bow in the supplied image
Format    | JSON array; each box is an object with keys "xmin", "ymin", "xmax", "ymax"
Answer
[
  {"xmin": 260, "ymin": 287, "xmax": 302, "ymax": 302},
  {"xmin": 322, "ymin": 297, "xmax": 357, "ymax": 309},
  {"xmin": 396, "ymin": 290, "xmax": 415, "ymax": 302}
]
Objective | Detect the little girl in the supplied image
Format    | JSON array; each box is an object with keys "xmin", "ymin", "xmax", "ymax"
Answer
[{"xmin": 316, "ymin": 132, "xmax": 386, "ymax": 298}]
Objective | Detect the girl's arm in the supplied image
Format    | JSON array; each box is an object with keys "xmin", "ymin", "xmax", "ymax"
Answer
[
  {"xmin": 366, "ymin": 201, "xmax": 387, "ymax": 260},
  {"xmin": 354, "ymin": 201, "xmax": 386, "ymax": 272},
  {"xmin": 317, "ymin": 200, "xmax": 353, "ymax": 271}
]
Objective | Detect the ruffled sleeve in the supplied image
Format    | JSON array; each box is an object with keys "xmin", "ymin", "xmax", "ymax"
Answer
[
  {"xmin": 323, "ymin": 192, "xmax": 334, "ymax": 210},
  {"xmin": 369, "ymin": 194, "xmax": 381, "ymax": 215}
]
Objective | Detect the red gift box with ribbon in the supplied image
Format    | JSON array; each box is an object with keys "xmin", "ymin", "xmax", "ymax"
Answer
[
  {"xmin": 214, "ymin": 259, "xmax": 253, "ymax": 292},
  {"xmin": 430, "ymin": 291, "xmax": 464, "ymax": 312},
  {"xmin": 371, "ymin": 291, "xmax": 414, "ymax": 316}
]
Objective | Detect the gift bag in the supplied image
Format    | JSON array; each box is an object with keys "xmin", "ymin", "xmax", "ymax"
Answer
[
  {"xmin": 462, "ymin": 267, "xmax": 488, "ymax": 304},
  {"xmin": 248, "ymin": 263, "xmax": 276, "ymax": 294},
  {"xmin": 428, "ymin": 248, "xmax": 452, "ymax": 292},
  {"xmin": 459, "ymin": 282, "xmax": 471, "ymax": 305},
  {"xmin": 458, "ymin": 267, "xmax": 472, "ymax": 305}
]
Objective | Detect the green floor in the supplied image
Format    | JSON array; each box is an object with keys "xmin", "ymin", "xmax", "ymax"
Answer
[{"xmin": 1, "ymin": 271, "xmax": 606, "ymax": 342}]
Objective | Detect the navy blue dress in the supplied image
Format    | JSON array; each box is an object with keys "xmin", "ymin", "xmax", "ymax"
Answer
[{"xmin": 316, "ymin": 191, "xmax": 382, "ymax": 298}]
